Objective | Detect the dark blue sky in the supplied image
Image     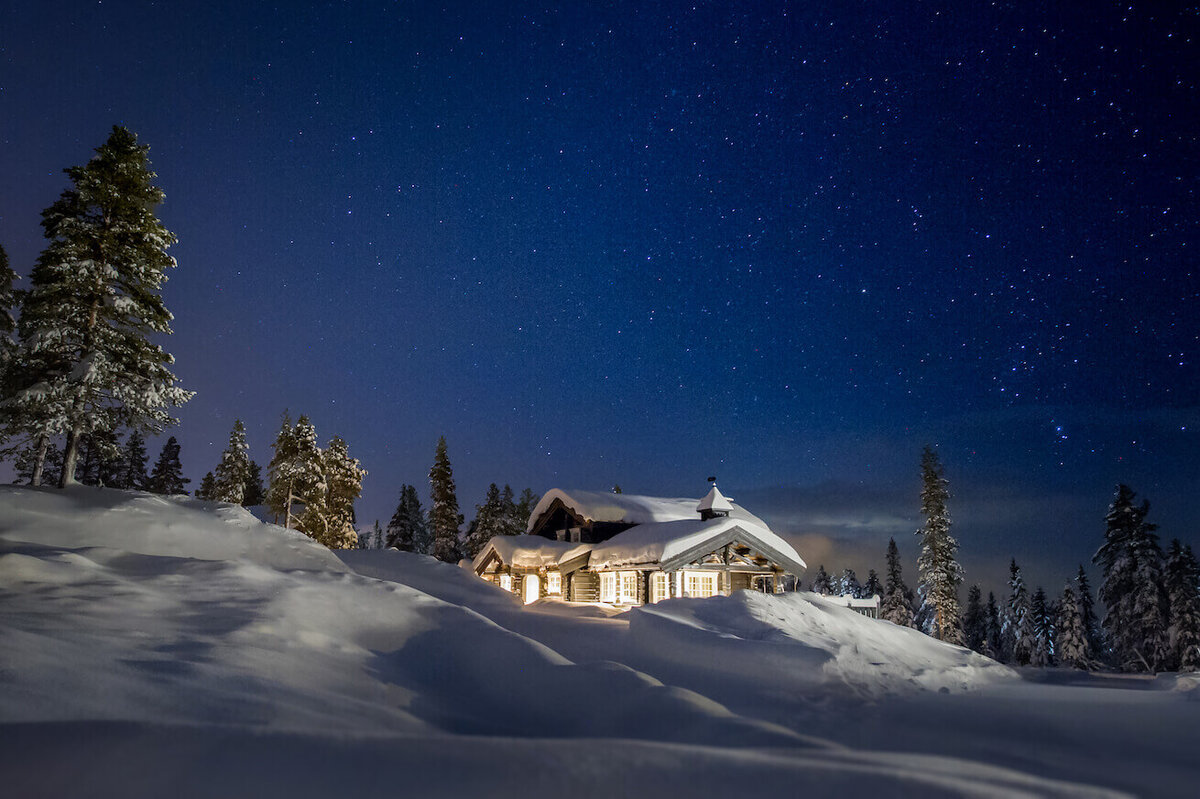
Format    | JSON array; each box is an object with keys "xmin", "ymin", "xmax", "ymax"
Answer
[{"xmin": 2, "ymin": 1, "xmax": 1196, "ymax": 594}]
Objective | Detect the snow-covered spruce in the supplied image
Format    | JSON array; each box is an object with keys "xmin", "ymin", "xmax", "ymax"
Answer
[{"xmin": 1, "ymin": 127, "xmax": 191, "ymax": 486}]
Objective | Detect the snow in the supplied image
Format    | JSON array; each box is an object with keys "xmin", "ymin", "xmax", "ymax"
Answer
[
  {"xmin": 472, "ymin": 533, "xmax": 590, "ymax": 570},
  {"xmin": 2, "ymin": 485, "xmax": 1198, "ymax": 797},
  {"xmin": 587, "ymin": 512, "xmax": 805, "ymax": 573},
  {"xmin": 525, "ymin": 488, "xmax": 704, "ymax": 529}
]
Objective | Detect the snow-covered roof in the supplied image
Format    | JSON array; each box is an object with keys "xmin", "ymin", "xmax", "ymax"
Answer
[
  {"xmin": 526, "ymin": 489, "xmax": 700, "ymax": 532},
  {"xmin": 588, "ymin": 508, "xmax": 806, "ymax": 575},
  {"xmin": 473, "ymin": 535, "xmax": 590, "ymax": 571},
  {"xmin": 498, "ymin": 489, "xmax": 806, "ymax": 576},
  {"xmin": 696, "ymin": 484, "xmax": 734, "ymax": 514}
]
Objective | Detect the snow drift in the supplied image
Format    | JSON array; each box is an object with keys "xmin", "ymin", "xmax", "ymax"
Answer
[{"xmin": 0, "ymin": 486, "xmax": 1167, "ymax": 797}]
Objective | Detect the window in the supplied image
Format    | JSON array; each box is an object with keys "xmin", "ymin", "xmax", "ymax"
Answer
[
  {"xmin": 620, "ymin": 571, "xmax": 638, "ymax": 604},
  {"xmin": 684, "ymin": 571, "xmax": 718, "ymax": 598},
  {"xmin": 499, "ymin": 573, "xmax": 512, "ymax": 592},
  {"xmin": 599, "ymin": 572, "xmax": 617, "ymax": 603},
  {"xmin": 569, "ymin": 528, "xmax": 582, "ymax": 543},
  {"xmin": 547, "ymin": 571, "xmax": 561, "ymax": 595},
  {"xmin": 651, "ymin": 572, "xmax": 669, "ymax": 603}
]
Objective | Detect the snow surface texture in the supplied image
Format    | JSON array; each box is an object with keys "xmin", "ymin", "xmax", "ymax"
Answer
[{"xmin": 2, "ymin": 487, "xmax": 1195, "ymax": 796}]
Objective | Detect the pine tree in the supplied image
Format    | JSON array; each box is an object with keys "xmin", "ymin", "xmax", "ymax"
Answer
[
  {"xmin": 3, "ymin": 127, "xmax": 191, "ymax": 487},
  {"xmin": 428, "ymin": 436, "xmax": 463, "ymax": 563},
  {"xmin": 120, "ymin": 430, "xmax": 149, "ymax": 490},
  {"xmin": 1165, "ymin": 540, "xmax": 1200, "ymax": 672},
  {"xmin": 810, "ymin": 564, "xmax": 832, "ymax": 595},
  {"xmin": 863, "ymin": 568, "xmax": 882, "ymax": 599},
  {"xmin": 212, "ymin": 419, "xmax": 252, "ymax": 504},
  {"xmin": 243, "ymin": 460, "xmax": 266, "ymax": 506},
  {"xmin": 1075, "ymin": 565, "xmax": 1103, "ymax": 663},
  {"xmin": 915, "ymin": 446, "xmax": 963, "ymax": 643},
  {"xmin": 148, "ymin": 436, "xmax": 188, "ymax": 494},
  {"xmin": 880, "ymin": 538, "xmax": 915, "ymax": 627},
  {"xmin": 963, "ymin": 584, "xmax": 986, "ymax": 654},
  {"xmin": 385, "ymin": 484, "xmax": 430, "ymax": 552},
  {"xmin": 196, "ymin": 471, "xmax": 216, "ymax": 500},
  {"xmin": 1095, "ymin": 485, "xmax": 1168, "ymax": 672},
  {"xmin": 1029, "ymin": 587, "xmax": 1054, "ymax": 666},
  {"xmin": 1056, "ymin": 584, "xmax": 1091, "ymax": 669}
]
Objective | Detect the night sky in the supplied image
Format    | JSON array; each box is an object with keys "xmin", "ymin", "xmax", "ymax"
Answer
[{"xmin": 2, "ymin": 1, "xmax": 1196, "ymax": 595}]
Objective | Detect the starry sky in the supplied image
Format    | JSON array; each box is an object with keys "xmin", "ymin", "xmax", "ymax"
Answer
[{"xmin": 1, "ymin": 1, "xmax": 1196, "ymax": 595}]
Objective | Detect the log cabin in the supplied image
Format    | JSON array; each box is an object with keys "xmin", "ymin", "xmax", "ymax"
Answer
[{"xmin": 471, "ymin": 485, "xmax": 807, "ymax": 606}]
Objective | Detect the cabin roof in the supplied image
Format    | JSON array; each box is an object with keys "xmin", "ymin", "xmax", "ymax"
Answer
[
  {"xmin": 472, "ymin": 534, "xmax": 590, "ymax": 571},
  {"xmin": 486, "ymin": 489, "xmax": 806, "ymax": 577},
  {"xmin": 525, "ymin": 489, "xmax": 700, "ymax": 532},
  {"xmin": 587, "ymin": 512, "xmax": 806, "ymax": 575}
]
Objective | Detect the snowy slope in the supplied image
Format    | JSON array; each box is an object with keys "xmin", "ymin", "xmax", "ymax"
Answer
[
  {"xmin": 630, "ymin": 591, "xmax": 1014, "ymax": 698},
  {"xmin": 0, "ymin": 486, "xmax": 1177, "ymax": 797}
]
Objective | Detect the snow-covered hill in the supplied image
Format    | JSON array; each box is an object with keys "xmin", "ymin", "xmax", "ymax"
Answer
[{"xmin": 2, "ymin": 486, "xmax": 1194, "ymax": 797}]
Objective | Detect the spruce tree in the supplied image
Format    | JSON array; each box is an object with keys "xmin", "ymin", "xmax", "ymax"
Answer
[
  {"xmin": 1056, "ymin": 584, "xmax": 1091, "ymax": 669},
  {"xmin": 76, "ymin": 429, "xmax": 122, "ymax": 486},
  {"xmin": 120, "ymin": 430, "xmax": 149, "ymax": 490},
  {"xmin": 880, "ymin": 538, "xmax": 915, "ymax": 627},
  {"xmin": 863, "ymin": 568, "xmax": 882, "ymax": 599},
  {"xmin": 267, "ymin": 414, "xmax": 324, "ymax": 532},
  {"xmin": 4, "ymin": 127, "xmax": 191, "ymax": 487},
  {"xmin": 1075, "ymin": 565, "xmax": 1103, "ymax": 663},
  {"xmin": 984, "ymin": 591, "xmax": 1003, "ymax": 661},
  {"xmin": 13, "ymin": 439, "xmax": 62, "ymax": 486},
  {"xmin": 0, "ymin": 244, "xmax": 16, "ymax": 365},
  {"xmin": 428, "ymin": 436, "xmax": 463, "ymax": 563},
  {"xmin": 963, "ymin": 584, "xmax": 986, "ymax": 654},
  {"xmin": 243, "ymin": 460, "xmax": 266, "ymax": 506},
  {"xmin": 212, "ymin": 419, "xmax": 252, "ymax": 504},
  {"xmin": 1095, "ymin": 485, "xmax": 1167, "ymax": 671},
  {"xmin": 148, "ymin": 436, "xmax": 188, "ymax": 494},
  {"xmin": 1029, "ymin": 587, "xmax": 1053, "ymax": 666},
  {"xmin": 915, "ymin": 446, "xmax": 963, "ymax": 643},
  {"xmin": 311, "ymin": 435, "xmax": 365, "ymax": 549},
  {"xmin": 464, "ymin": 482, "xmax": 505, "ymax": 558},
  {"xmin": 836, "ymin": 568, "xmax": 862, "ymax": 598},
  {"xmin": 386, "ymin": 483, "xmax": 430, "ymax": 552},
  {"xmin": 1165, "ymin": 540, "xmax": 1200, "ymax": 672},
  {"xmin": 515, "ymin": 488, "xmax": 539, "ymax": 529},
  {"xmin": 196, "ymin": 471, "xmax": 216, "ymax": 500},
  {"xmin": 0, "ymin": 243, "xmax": 20, "ymax": 452},
  {"xmin": 1005, "ymin": 559, "xmax": 1034, "ymax": 666},
  {"xmin": 498, "ymin": 484, "xmax": 524, "ymax": 537},
  {"xmin": 810, "ymin": 564, "xmax": 832, "ymax": 595}
]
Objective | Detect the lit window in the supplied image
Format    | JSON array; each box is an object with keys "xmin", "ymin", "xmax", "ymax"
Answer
[
  {"xmin": 599, "ymin": 572, "xmax": 617, "ymax": 603},
  {"xmin": 499, "ymin": 573, "xmax": 512, "ymax": 592},
  {"xmin": 620, "ymin": 571, "xmax": 638, "ymax": 604},
  {"xmin": 684, "ymin": 571, "xmax": 717, "ymax": 598},
  {"xmin": 651, "ymin": 572, "xmax": 669, "ymax": 603},
  {"xmin": 547, "ymin": 572, "xmax": 561, "ymax": 594}
]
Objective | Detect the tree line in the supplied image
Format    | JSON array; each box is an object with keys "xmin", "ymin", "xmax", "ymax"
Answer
[
  {"xmin": 357, "ymin": 435, "xmax": 538, "ymax": 563},
  {"xmin": 808, "ymin": 447, "xmax": 1200, "ymax": 673}
]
